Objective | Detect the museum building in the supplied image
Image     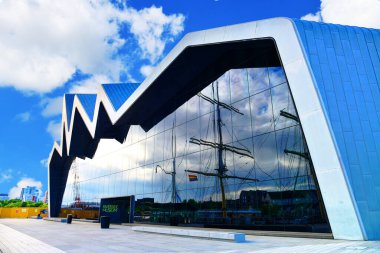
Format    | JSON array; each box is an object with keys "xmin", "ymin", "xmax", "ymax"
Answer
[{"xmin": 48, "ymin": 18, "xmax": 380, "ymax": 240}]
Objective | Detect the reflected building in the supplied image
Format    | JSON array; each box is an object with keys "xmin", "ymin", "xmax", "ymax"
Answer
[
  {"xmin": 239, "ymin": 190, "xmax": 270, "ymax": 210},
  {"xmin": 49, "ymin": 18, "xmax": 380, "ymax": 240}
]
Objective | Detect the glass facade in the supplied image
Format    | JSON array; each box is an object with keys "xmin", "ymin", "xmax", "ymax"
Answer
[{"xmin": 62, "ymin": 67, "xmax": 330, "ymax": 232}]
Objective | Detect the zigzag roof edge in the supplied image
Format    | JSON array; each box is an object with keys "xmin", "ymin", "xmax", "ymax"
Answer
[{"xmin": 48, "ymin": 83, "xmax": 141, "ymax": 162}]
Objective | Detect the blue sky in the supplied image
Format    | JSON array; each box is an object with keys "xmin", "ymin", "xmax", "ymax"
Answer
[{"xmin": 0, "ymin": 0, "xmax": 378, "ymax": 198}]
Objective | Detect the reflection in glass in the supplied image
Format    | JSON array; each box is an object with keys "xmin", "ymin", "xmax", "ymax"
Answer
[
  {"xmin": 248, "ymin": 68, "xmax": 270, "ymax": 95},
  {"xmin": 62, "ymin": 67, "xmax": 330, "ymax": 233},
  {"xmin": 230, "ymin": 69, "xmax": 249, "ymax": 103}
]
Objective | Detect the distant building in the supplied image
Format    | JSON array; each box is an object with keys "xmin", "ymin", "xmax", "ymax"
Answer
[
  {"xmin": 239, "ymin": 190, "xmax": 271, "ymax": 210},
  {"xmin": 0, "ymin": 193, "xmax": 9, "ymax": 201},
  {"xmin": 43, "ymin": 190, "xmax": 48, "ymax": 203},
  {"xmin": 20, "ymin": 186, "xmax": 40, "ymax": 202}
]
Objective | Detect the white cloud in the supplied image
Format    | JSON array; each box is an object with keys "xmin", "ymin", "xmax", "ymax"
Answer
[
  {"xmin": 40, "ymin": 97, "xmax": 63, "ymax": 117},
  {"xmin": 0, "ymin": 169, "xmax": 12, "ymax": 183},
  {"xmin": 40, "ymin": 158, "xmax": 48, "ymax": 169},
  {"xmin": 69, "ymin": 74, "xmax": 112, "ymax": 94},
  {"xmin": 0, "ymin": 0, "xmax": 120, "ymax": 93},
  {"xmin": 301, "ymin": 0, "xmax": 380, "ymax": 29},
  {"xmin": 0, "ymin": 1, "xmax": 185, "ymax": 94},
  {"xmin": 47, "ymin": 120, "xmax": 61, "ymax": 141},
  {"xmin": 15, "ymin": 112, "xmax": 31, "ymax": 122},
  {"xmin": 121, "ymin": 6, "xmax": 185, "ymax": 63},
  {"xmin": 301, "ymin": 12, "xmax": 322, "ymax": 22},
  {"xmin": 8, "ymin": 177, "xmax": 42, "ymax": 199},
  {"xmin": 140, "ymin": 65, "xmax": 155, "ymax": 77}
]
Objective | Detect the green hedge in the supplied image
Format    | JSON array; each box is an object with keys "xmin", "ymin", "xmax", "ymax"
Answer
[{"xmin": 0, "ymin": 199, "xmax": 47, "ymax": 208}]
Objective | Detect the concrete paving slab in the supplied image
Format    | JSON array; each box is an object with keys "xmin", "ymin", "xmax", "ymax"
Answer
[{"xmin": 0, "ymin": 219, "xmax": 379, "ymax": 253}]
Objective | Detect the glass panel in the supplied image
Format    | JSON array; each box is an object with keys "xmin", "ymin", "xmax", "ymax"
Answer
[
  {"xmin": 216, "ymin": 71, "xmax": 231, "ymax": 104},
  {"xmin": 137, "ymin": 126, "xmax": 147, "ymax": 142},
  {"xmin": 187, "ymin": 96, "xmax": 199, "ymax": 121},
  {"xmin": 135, "ymin": 167, "xmax": 144, "ymax": 196},
  {"xmin": 154, "ymin": 118, "xmax": 165, "ymax": 135},
  {"xmin": 164, "ymin": 112, "xmax": 175, "ymax": 131},
  {"xmin": 163, "ymin": 129, "xmax": 174, "ymax": 161},
  {"xmin": 199, "ymin": 85, "xmax": 215, "ymax": 116},
  {"xmin": 153, "ymin": 130, "xmax": 164, "ymax": 164},
  {"xmin": 186, "ymin": 117, "xmax": 200, "ymax": 154},
  {"xmin": 176, "ymin": 102, "xmax": 187, "ymax": 126},
  {"xmin": 231, "ymin": 98, "xmax": 253, "ymax": 141},
  {"xmin": 248, "ymin": 68, "xmax": 270, "ymax": 95},
  {"xmin": 175, "ymin": 123, "xmax": 187, "ymax": 158},
  {"xmin": 271, "ymin": 83, "xmax": 298, "ymax": 130},
  {"xmin": 144, "ymin": 165, "xmax": 154, "ymax": 195},
  {"xmin": 220, "ymin": 106, "xmax": 233, "ymax": 145},
  {"xmin": 127, "ymin": 169, "xmax": 136, "ymax": 196},
  {"xmin": 253, "ymin": 132, "xmax": 279, "ymax": 181},
  {"xmin": 269, "ymin": 67, "xmax": 287, "ymax": 87},
  {"xmin": 250, "ymin": 89, "xmax": 274, "ymax": 136},
  {"xmin": 230, "ymin": 69, "xmax": 249, "ymax": 103},
  {"xmin": 121, "ymin": 170, "xmax": 128, "ymax": 196},
  {"xmin": 145, "ymin": 136, "xmax": 154, "ymax": 166},
  {"xmin": 199, "ymin": 112, "xmax": 215, "ymax": 148}
]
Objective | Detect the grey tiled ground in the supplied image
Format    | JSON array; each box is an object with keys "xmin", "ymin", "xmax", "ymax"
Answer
[
  {"xmin": 0, "ymin": 222, "xmax": 64, "ymax": 253},
  {"xmin": 0, "ymin": 219, "xmax": 380, "ymax": 253}
]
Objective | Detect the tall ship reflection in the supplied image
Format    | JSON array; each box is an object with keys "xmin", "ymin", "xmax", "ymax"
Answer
[{"xmin": 185, "ymin": 81, "xmax": 257, "ymax": 219}]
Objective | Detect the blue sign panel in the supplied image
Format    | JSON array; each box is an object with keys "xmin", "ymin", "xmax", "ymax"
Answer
[{"xmin": 100, "ymin": 196, "xmax": 134, "ymax": 224}]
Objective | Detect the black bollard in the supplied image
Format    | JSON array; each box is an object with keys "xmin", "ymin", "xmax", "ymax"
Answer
[
  {"xmin": 67, "ymin": 214, "xmax": 73, "ymax": 224},
  {"xmin": 100, "ymin": 216, "xmax": 110, "ymax": 229}
]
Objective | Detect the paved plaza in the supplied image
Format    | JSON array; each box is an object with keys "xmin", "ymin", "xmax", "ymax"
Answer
[{"xmin": 0, "ymin": 219, "xmax": 380, "ymax": 253}]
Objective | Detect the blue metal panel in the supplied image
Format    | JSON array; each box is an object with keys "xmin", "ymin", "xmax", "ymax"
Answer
[
  {"xmin": 102, "ymin": 83, "xmax": 141, "ymax": 111},
  {"xmin": 65, "ymin": 94, "xmax": 75, "ymax": 131},
  {"xmin": 76, "ymin": 94, "xmax": 97, "ymax": 121},
  {"xmin": 293, "ymin": 19, "xmax": 380, "ymax": 239},
  {"xmin": 371, "ymin": 30, "xmax": 380, "ymax": 83}
]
